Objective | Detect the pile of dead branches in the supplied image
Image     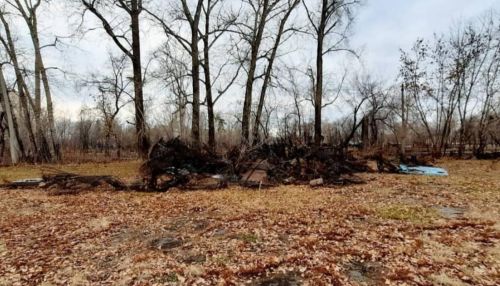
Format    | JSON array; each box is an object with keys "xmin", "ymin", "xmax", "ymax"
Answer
[
  {"xmin": 140, "ymin": 138, "xmax": 369, "ymax": 191},
  {"xmin": 238, "ymin": 139, "xmax": 368, "ymax": 186},
  {"xmin": 0, "ymin": 171, "xmax": 129, "ymax": 195},
  {"xmin": 140, "ymin": 138, "xmax": 232, "ymax": 191},
  {"xmin": 1, "ymin": 139, "xmax": 371, "ymax": 193},
  {"xmin": 41, "ymin": 172, "xmax": 128, "ymax": 195}
]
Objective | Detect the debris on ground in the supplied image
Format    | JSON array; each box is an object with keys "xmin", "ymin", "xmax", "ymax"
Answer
[
  {"xmin": 399, "ymin": 165, "xmax": 449, "ymax": 176},
  {"xmin": 0, "ymin": 171, "xmax": 129, "ymax": 195},
  {"xmin": 374, "ymin": 155, "xmax": 449, "ymax": 176},
  {"xmin": 151, "ymin": 237, "xmax": 184, "ymax": 251},
  {"xmin": 475, "ymin": 151, "xmax": 500, "ymax": 160},
  {"xmin": 139, "ymin": 138, "xmax": 231, "ymax": 191},
  {"xmin": 2, "ymin": 139, "xmax": 456, "ymax": 193},
  {"xmin": 139, "ymin": 138, "xmax": 369, "ymax": 191},
  {"xmin": 0, "ymin": 178, "xmax": 44, "ymax": 188}
]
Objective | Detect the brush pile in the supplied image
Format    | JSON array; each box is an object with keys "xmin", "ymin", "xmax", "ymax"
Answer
[
  {"xmin": 140, "ymin": 138, "xmax": 369, "ymax": 191},
  {"xmin": 139, "ymin": 138, "xmax": 232, "ymax": 191},
  {"xmin": 0, "ymin": 171, "xmax": 128, "ymax": 195},
  {"xmin": 1, "ymin": 138, "xmax": 372, "ymax": 193}
]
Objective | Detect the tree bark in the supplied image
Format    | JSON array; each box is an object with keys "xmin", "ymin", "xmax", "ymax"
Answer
[
  {"xmin": 314, "ymin": 29, "xmax": 324, "ymax": 146},
  {"xmin": 0, "ymin": 13, "xmax": 37, "ymax": 156},
  {"xmin": 191, "ymin": 31, "xmax": 201, "ymax": 149},
  {"xmin": 241, "ymin": 0, "xmax": 271, "ymax": 144},
  {"xmin": 0, "ymin": 66, "xmax": 21, "ymax": 164},
  {"xmin": 9, "ymin": 0, "xmax": 53, "ymax": 162},
  {"xmin": 82, "ymin": 0, "xmax": 150, "ymax": 158},
  {"xmin": 29, "ymin": 9, "xmax": 58, "ymax": 160},
  {"xmin": 252, "ymin": 0, "xmax": 299, "ymax": 144},
  {"xmin": 130, "ymin": 0, "xmax": 149, "ymax": 158},
  {"xmin": 400, "ymin": 84, "xmax": 407, "ymax": 156},
  {"xmin": 202, "ymin": 0, "xmax": 215, "ymax": 151}
]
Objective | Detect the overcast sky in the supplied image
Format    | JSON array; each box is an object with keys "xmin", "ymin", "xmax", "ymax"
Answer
[
  {"xmin": 351, "ymin": 0, "xmax": 500, "ymax": 79},
  {"xmin": 5, "ymin": 0, "xmax": 500, "ymax": 120}
]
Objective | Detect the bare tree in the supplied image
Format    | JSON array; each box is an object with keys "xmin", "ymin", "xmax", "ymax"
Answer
[
  {"xmin": 357, "ymin": 75, "xmax": 389, "ymax": 148},
  {"xmin": 80, "ymin": 0, "xmax": 149, "ymax": 157},
  {"xmin": 146, "ymin": 0, "xmax": 204, "ymax": 148},
  {"xmin": 0, "ymin": 9, "xmax": 38, "ymax": 158},
  {"xmin": 153, "ymin": 44, "xmax": 192, "ymax": 140},
  {"xmin": 276, "ymin": 66, "xmax": 307, "ymax": 142},
  {"xmin": 398, "ymin": 84, "xmax": 408, "ymax": 155},
  {"xmin": 399, "ymin": 15, "xmax": 500, "ymax": 157},
  {"xmin": 303, "ymin": 0, "xmax": 359, "ymax": 146},
  {"xmin": 200, "ymin": 0, "xmax": 240, "ymax": 150},
  {"xmin": 76, "ymin": 107, "xmax": 95, "ymax": 152},
  {"xmin": 82, "ymin": 53, "xmax": 132, "ymax": 157},
  {"xmin": 5, "ymin": 0, "xmax": 59, "ymax": 160},
  {"xmin": 477, "ymin": 17, "xmax": 500, "ymax": 155},
  {"xmin": 400, "ymin": 39, "xmax": 444, "ymax": 154},
  {"xmin": 0, "ymin": 64, "xmax": 21, "ymax": 164},
  {"xmin": 450, "ymin": 23, "xmax": 491, "ymax": 156},
  {"xmin": 337, "ymin": 75, "xmax": 370, "ymax": 149},
  {"xmin": 234, "ymin": 0, "xmax": 286, "ymax": 144},
  {"xmin": 252, "ymin": 0, "xmax": 301, "ymax": 144}
]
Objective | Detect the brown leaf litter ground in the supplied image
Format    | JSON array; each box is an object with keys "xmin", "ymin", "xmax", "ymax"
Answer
[{"xmin": 0, "ymin": 160, "xmax": 499, "ymax": 285}]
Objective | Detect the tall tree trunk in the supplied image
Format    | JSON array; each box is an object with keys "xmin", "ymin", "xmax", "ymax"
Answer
[
  {"xmin": 241, "ymin": 50, "xmax": 257, "ymax": 144},
  {"xmin": 252, "ymin": 63, "xmax": 270, "ymax": 145},
  {"xmin": 104, "ymin": 132, "xmax": 111, "ymax": 157},
  {"xmin": 203, "ymin": 48, "xmax": 215, "ymax": 151},
  {"xmin": 203, "ymin": 1, "xmax": 215, "ymax": 151},
  {"xmin": 400, "ymin": 84, "xmax": 407, "ymax": 156},
  {"xmin": 81, "ymin": 0, "xmax": 150, "ymax": 158},
  {"xmin": 181, "ymin": 0, "xmax": 203, "ymax": 149},
  {"xmin": 8, "ymin": 0, "xmax": 52, "ymax": 162},
  {"xmin": 38, "ymin": 53, "xmax": 58, "ymax": 159},
  {"xmin": 29, "ymin": 13, "xmax": 58, "ymax": 160},
  {"xmin": 312, "ymin": 0, "xmax": 329, "ymax": 146},
  {"xmin": 361, "ymin": 115, "xmax": 369, "ymax": 150},
  {"xmin": 0, "ymin": 13, "xmax": 37, "ymax": 155},
  {"xmin": 191, "ymin": 31, "xmax": 201, "ymax": 149},
  {"xmin": 131, "ymin": 0, "xmax": 149, "ymax": 158},
  {"xmin": 10, "ymin": 99, "xmax": 26, "ymax": 158},
  {"xmin": 252, "ymin": 0, "xmax": 298, "ymax": 144},
  {"xmin": 0, "ymin": 66, "xmax": 21, "ymax": 164},
  {"xmin": 314, "ymin": 32, "xmax": 324, "ymax": 146},
  {"xmin": 179, "ymin": 103, "xmax": 186, "ymax": 139},
  {"xmin": 241, "ymin": 0, "xmax": 270, "ymax": 144},
  {"xmin": 33, "ymin": 44, "xmax": 51, "ymax": 162}
]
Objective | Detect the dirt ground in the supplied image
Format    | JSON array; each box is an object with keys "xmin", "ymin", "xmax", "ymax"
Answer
[{"xmin": 0, "ymin": 160, "xmax": 499, "ymax": 285}]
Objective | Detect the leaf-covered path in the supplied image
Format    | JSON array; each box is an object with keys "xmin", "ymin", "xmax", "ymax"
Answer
[{"xmin": 0, "ymin": 160, "xmax": 498, "ymax": 285}]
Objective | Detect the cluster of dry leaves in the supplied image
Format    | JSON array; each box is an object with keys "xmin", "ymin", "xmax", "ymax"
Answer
[{"xmin": 0, "ymin": 160, "xmax": 498, "ymax": 285}]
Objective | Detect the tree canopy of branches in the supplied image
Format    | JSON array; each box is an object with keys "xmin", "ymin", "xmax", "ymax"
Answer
[{"xmin": 79, "ymin": 0, "xmax": 150, "ymax": 157}]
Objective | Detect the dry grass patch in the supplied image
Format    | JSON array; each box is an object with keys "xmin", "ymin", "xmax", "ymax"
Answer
[
  {"xmin": 88, "ymin": 217, "xmax": 112, "ymax": 232},
  {"xmin": 0, "ymin": 240, "xmax": 6, "ymax": 255},
  {"xmin": 431, "ymin": 272, "xmax": 469, "ymax": 286},
  {"xmin": 376, "ymin": 204, "xmax": 437, "ymax": 224}
]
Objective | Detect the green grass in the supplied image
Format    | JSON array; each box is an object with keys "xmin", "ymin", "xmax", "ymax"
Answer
[
  {"xmin": 236, "ymin": 233, "xmax": 259, "ymax": 243},
  {"xmin": 0, "ymin": 161, "xmax": 142, "ymax": 182},
  {"xmin": 164, "ymin": 273, "xmax": 179, "ymax": 283},
  {"xmin": 376, "ymin": 205, "xmax": 437, "ymax": 224}
]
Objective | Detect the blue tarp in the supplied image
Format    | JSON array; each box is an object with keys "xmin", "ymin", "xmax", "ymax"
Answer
[{"xmin": 399, "ymin": 165, "xmax": 448, "ymax": 176}]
